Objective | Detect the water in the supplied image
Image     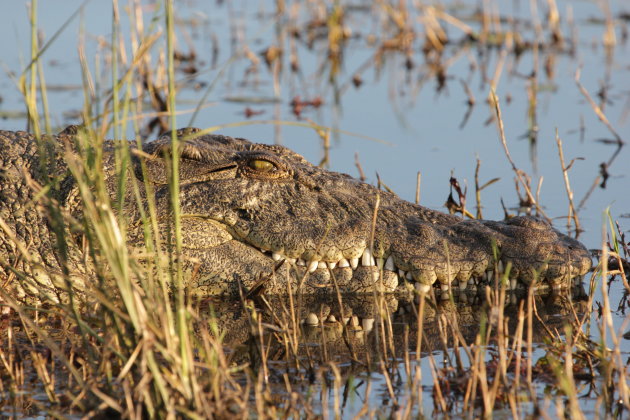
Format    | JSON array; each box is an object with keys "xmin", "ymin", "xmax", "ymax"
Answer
[{"xmin": 0, "ymin": 0, "xmax": 628, "ymax": 417}]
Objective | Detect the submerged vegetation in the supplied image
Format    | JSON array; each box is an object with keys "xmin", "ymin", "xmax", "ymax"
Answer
[{"xmin": 0, "ymin": 0, "xmax": 629, "ymax": 418}]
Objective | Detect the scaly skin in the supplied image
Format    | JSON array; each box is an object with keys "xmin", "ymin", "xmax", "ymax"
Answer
[{"xmin": 0, "ymin": 128, "xmax": 592, "ymax": 297}]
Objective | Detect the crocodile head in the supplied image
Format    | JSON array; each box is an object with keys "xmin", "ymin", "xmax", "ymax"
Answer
[{"xmin": 134, "ymin": 129, "xmax": 592, "ymax": 296}]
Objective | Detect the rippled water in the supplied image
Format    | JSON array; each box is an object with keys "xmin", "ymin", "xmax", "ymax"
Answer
[{"xmin": 0, "ymin": 0, "xmax": 628, "ymax": 417}]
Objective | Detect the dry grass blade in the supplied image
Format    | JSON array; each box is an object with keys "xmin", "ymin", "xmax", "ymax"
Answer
[
  {"xmin": 488, "ymin": 88, "xmax": 547, "ymax": 219},
  {"xmin": 574, "ymin": 68, "xmax": 624, "ymax": 145},
  {"xmin": 554, "ymin": 130, "xmax": 582, "ymax": 235}
]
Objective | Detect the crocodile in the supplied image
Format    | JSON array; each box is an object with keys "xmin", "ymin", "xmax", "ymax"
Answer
[
  {"xmin": 0, "ymin": 128, "xmax": 592, "ymax": 297},
  {"xmin": 211, "ymin": 292, "xmax": 589, "ymax": 363}
]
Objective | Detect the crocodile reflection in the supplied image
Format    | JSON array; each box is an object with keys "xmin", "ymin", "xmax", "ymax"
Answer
[{"xmin": 203, "ymin": 287, "xmax": 589, "ymax": 368}]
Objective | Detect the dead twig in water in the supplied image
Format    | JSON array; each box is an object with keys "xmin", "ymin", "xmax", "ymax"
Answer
[
  {"xmin": 489, "ymin": 88, "xmax": 548, "ymax": 221},
  {"xmin": 574, "ymin": 67, "xmax": 624, "ymax": 146},
  {"xmin": 415, "ymin": 171, "xmax": 421, "ymax": 204},
  {"xmin": 555, "ymin": 129, "xmax": 582, "ymax": 236}
]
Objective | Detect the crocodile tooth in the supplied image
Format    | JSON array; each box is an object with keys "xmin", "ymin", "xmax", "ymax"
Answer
[
  {"xmin": 361, "ymin": 248, "xmax": 375, "ymax": 266},
  {"xmin": 376, "ymin": 257, "xmax": 384, "ymax": 270},
  {"xmin": 415, "ymin": 283, "xmax": 431, "ymax": 294},
  {"xmin": 362, "ymin": 318, "xmax": 375, "ymax": 332},
  {"xmin": 510, "ymin": 279, "xmax": 517, "ymax": 290},
  {"xmin": 327, "ymin": 314, "xmax": 337, "ymax": 323},
  {"xmin": 305, "ymin": 313, "xmax": 319, "ymax": 326},
  {"xmin": 350, "ymin": 257, "xmax": 359, "ymax": 269},
  {"xmin": 308, "ymin": 260, "xmax": 319, "ymax": 273},
  {"xmin": 459, "ymin": 280, "xmax": 468, "ymax": 290},
  {"xmin": 328, "ymin": 261, "xmax": 337, "ymax": 270},
  {"xmin": 272, "ymin": 252, "xmax": 283, "ymax": 261},
  {"xmin": 317, "ymin": 261, "xmax": 327, "ymax": 269},
  {"xmin": 297, "ymin": 259, "xmax": 306, "ymax": 266},
  {"xmin": 440, "ymin": 283, "xmax": 450, "ymax": 292},
  {"xmin": 398, "ymin": 269, "xmax": 405, "ymax": 278},
  {"xmin": 406, "ymin": 272, "xmax": 413, "ymax": 281},
  {"xmin": 385, "ymin": 256, "xmax": 395, "ymax": 271},
  {"xmin": 338, "ymin": 258, "xmax": 350, "ymax": 268},
  {"xmin": 286, "ymin": 258, "xmax": 296, "ymax": 264},
  {"xmin": 498, "ymin": 260, "xmax": 505, "ymax": 272}
]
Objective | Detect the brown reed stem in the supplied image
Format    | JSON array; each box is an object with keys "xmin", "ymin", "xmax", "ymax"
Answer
[
  {"xmin": 555, "ymin": 129, "xmax": 582, "ymax": 235},
  {"xmin": 489, "ymin": 88, "xmax": 548, "ymax": 220},
  {"xmin": 574, "ymin": 68, "xmax": 624, "ymax": 145}
]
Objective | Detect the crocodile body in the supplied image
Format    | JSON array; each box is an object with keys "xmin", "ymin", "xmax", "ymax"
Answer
[{"xmin": 0, "ymin": 128, "xmax": 592, "ymax": 297}]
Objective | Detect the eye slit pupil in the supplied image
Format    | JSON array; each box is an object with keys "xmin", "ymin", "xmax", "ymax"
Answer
[{"xmin": 248, "ymin": 159, "xmax": 276, "ymax": 172}]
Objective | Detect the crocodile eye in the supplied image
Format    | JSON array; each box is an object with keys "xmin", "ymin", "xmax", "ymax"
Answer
[{"xmin": 248, "ymin": 159, "xmax": 277, "ymax": 172}]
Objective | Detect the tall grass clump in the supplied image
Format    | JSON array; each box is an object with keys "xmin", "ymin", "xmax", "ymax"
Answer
[{"xmin": 1, "ymin": 1, "xmax": 247, "ymax": 417}]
